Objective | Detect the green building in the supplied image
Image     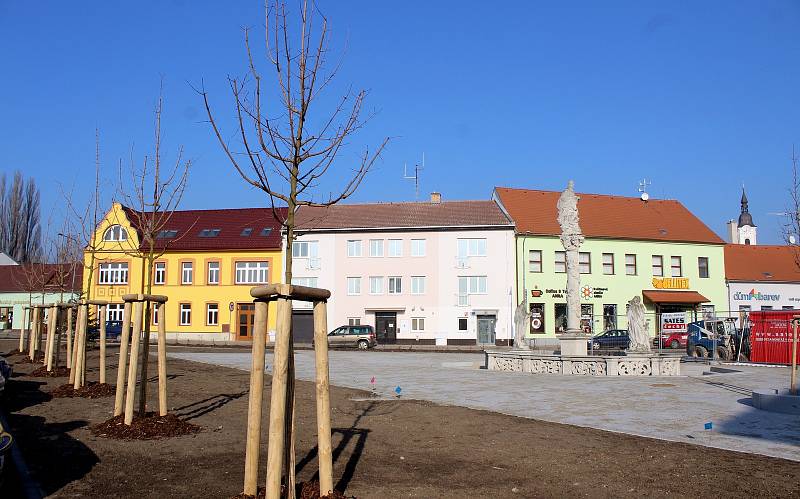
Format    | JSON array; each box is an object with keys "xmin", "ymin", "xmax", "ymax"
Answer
[
  {"xmin": 0, "ymin": 264, "xmax": 81, "ymax": 330},
  {"xmin": 494, "ymin": 187, "xmax": 727, "ymax": 346}
]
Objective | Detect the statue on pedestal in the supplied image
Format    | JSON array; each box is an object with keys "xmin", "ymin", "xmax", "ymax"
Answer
[
  {"xmin": 513, "ymin": 300, "xmax": 531, "ymax": 350},
  {"xmin": 627, "ymin": 296, "xmax": 651, "ymax": 352},
  {"xmin": 557, "ymin": 181, "xmax": 585, "ymax": 335}
]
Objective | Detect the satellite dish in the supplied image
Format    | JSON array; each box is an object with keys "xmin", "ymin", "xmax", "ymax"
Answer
[{"xmin": 641, "ymin": 192, "xmax": 650, "ymax": 201}]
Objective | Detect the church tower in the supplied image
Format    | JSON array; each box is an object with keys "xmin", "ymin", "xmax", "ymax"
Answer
[{"xmin": 727, "ymin": 188, "xmax": 757, "ymax": 245}]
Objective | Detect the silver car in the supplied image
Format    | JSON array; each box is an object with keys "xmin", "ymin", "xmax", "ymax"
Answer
[{"xmin": 326, "ymin": 325, "xmax": 377, "ymax": 350}]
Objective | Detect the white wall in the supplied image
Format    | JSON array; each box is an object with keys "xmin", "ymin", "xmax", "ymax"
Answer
[{"xmin": 727, "ymin": 281, "xmax": 800, "ymax": 311}]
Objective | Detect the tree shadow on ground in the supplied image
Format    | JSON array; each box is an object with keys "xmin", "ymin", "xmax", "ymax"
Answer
[
  {"xmin": 2, "ymin": 379, "xmax": 52, "ymax": 412},
  {"xmin": 174, "ymin": 391, "xmax": 248, "ymax": 421}
]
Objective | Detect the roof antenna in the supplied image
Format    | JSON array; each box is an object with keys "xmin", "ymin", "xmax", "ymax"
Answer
[
  {"xmin": 403, "ymin": 152, "xmax": 424, "ymax": 200},
  {"xmin": 638, "ymin": 178, "xmax": 651, "ymax": 202}
]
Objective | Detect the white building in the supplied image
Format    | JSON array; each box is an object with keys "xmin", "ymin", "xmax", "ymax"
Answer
[
  {"xmin": 725, "ymin": 244, "xmax": 800, "ymax": 315},
  {"xmin": 290, "ymin": 194, "xmax": 517, "ymax": 346},
  {"xmin": 726, "ymin": 188, "xmax": 757, "ymax": 245}
]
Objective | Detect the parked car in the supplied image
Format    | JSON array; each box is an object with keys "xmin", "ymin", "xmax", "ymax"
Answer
[
  {"xmin": 653, "ymin": 331, "xmax": 689, "ymax": 349},
  {"xmin": 322, "ymin": 325, "xmax": 377, "ymax": 350},
  {"xmin": 588, "ymin": 329, "xmax": 630, "ymax": 351},
  {"xmin": 87, "ymin": 320, "xmax": 124, "ymax": 342}
]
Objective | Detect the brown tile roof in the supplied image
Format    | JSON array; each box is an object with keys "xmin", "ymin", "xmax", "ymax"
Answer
[
  {"xmin": 121, "ymin": 206, "xmax": 287, "ymax": 251},
  {"xmin": 0, "ymin": 263, "xmax": 83, "ymax": 293},
  {"xmin": 724, "ymin": 244, "xmax": 800, "ymax": 282},
  {"xmin": 294, "ymin": 200, "xmax": 512, "ymax": 231},
  {"xmin": 494, "ymin": 187, "xmax": 724, "ymax": 244}
]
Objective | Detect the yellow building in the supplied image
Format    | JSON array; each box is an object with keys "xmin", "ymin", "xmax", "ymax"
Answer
[{"xmin": 84, "ymin": 202, "xmax": 285, "ymax": 341}]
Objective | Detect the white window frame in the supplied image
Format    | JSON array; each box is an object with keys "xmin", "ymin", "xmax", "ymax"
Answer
[
  {"xmin": 347, "ymin": 240, "xmax": 363, "ymax": 257},
  {"xmin": 411, "ymin": 276, "xmax": 426, "ymax": 295},
  {"xmin": 528, "ymin": 250, "xmax": 542, "ymax": 273},
  {"xmin": 235, "ymin": 261, "xmax": 269, "ymax": 284},
  {"xmin": 347, "ymin": 277, "xmax": 361, "ymax": 295},
  {"xmin": 602, "ymin": 253, "xmax": 614, "ymax": 275},
  {"xmin": 292, "ymin": 240, "xmax": 319, "ymax": 259},
  {"xmin": 369, "ymin": 239, "xmax": 384, "ymax": 257},
  {"xmin": 388, "ymin": 239, "xmax": 403, "ymax": 257},
  {"xmin": 369, "ymin": 276, "xmax": 384, "ymax": 295},
  {"xmin": 554, "ymin": 251, "xmax": 566, "ymax": 273},
  {"xmin": 457, "ymin": 238, "xmax": 487, "ymax": 258},
  {"xmin": 698, "ymin": 256, "xmax": 709, "ymax": 278},
  {"xmin": 388, "ymin": 276, "xmax": 402, "ymax": 295},
  {"xmin": 181, "ymin": 262, "xmax": 193, "ymax": 284},
  {"xmin": 103, "ymin": 224, "xmax": 129, "ymax": 242},
  {"xmin": 207, "ymin": 261, "xmax": 220, "ymax": 285},
  {"xmin": 99, "ymin": 262, "xmax": 129, "ymax": 285},
  {"xmin": 154, "ymin": 262, "xmax": 166, "ymax": 285},
  {"xmin": 152, "ymin": 305, "xmax": 158, "ymax": 325},
  {"xmin": 411, "ymin": 317, "xmax": 425, "ymax": 332},
  {"xmin": 652, "ymin": 255, "xmax": 664, "ymax": 277},
  {"xmin": 106, "ymin": 303, "xmax": 125, "ymax": 322},
  {"xmin": 291, "ymin": 276, "xmax": 319, "ymax": 288},
  {"xmin": 206, "ymin": 303, "xmax": 219, "ymax": 326},
  {"xmin": 458, "ymin": 276, "xmax": 487, "ymax": 305},
  {"xmin": 670, "ymin": 256, "xmax": 683, "ymax": 277},
  {"xmin": 579, "ymin": 252, "xmax": 591, "ymax": 274},
  {"xmin": 348, "ymin": 317, "xmax": 361, "ymax": 326},
  {"xmin": 625, "ymin": 254, "xmax": 637, "ymax": 276},
  {"xmin": 180, "ymin": 303, "xmax": 191, "ymax": 326},
  {"xmin": 411, "ymin": 239, "xmax": 426, "ymax": 257}
]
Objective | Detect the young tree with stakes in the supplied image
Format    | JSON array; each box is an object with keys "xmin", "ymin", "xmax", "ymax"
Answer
[{"xmin": 200, "ymin": 1, "xmax": 389, "ymax": 494}]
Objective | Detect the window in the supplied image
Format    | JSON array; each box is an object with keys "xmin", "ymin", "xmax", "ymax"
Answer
[
  {"xmin": 528, "ymin": 250, "xmax": 542, "ymax": 273},
  {"xmin": 579, "ymin": 252, "xmax": 591, "ymax": 274},
  {"xmin": 458, "ymin": 276, "xmax": 487, "ymax": 297},
  {"xmin": 259, "ymin": 228, "xmax": 272, "ymax": 237},
  {"xmin": 369, "ymin": 276, "xmax": 384, "ymax": 294},
  {"xmin": 106, "ymin": 304, "xmax": 124, "ymax": 322},
  {"xmin": 347, "ymin": 240, "xmax": 362, "ymax": 257},
  {"xmin": 180, "ymin": 304, "xmax": 191, "ymax": 325},
  {"xmin": 388, "ymin": 276, "xmax": 402, "ymax": 294},
  {"xmin": 99, "ymin": 262, "xmax": 129, "ymax": 285},
  {"xmin": 103, "ymin": 225, "xmax": 128, "ymax": 241},
  {"xmin": 782, "ymin": 306, "xmax": 795, "ymax": 311},
  {"xmin": 761, "ymin": 305, "xmax": 773, "ymax": 311},
  {"xmin": 652, "ymin": 255, "xmax": 664, "ymax": 277},
  {"xmin": 152, "ymin": 305, "xmax": 158, "ymax": 325},
  {"xmin": 554, "ymin": 251, "xmax": 566, "ymax": 273},
  {"xmin": 670, "ymin": 256, "xmax": 682, "ymax": 277},
  {"xmin": 411, "ymin": 239, "xmax": 426, "ymax": 257},
  {"xmin": 603, "ymin": 304, "xmax": 617, "ymax": 330},
  {"xmin": 411, "ymin": 276, "xmax": 426, "ymax": 295},
  {"xmin": 156, "ymin": 229, "xmax": 177, "ymax": 239},
  {"xmin": 698, "ymin": 257, "xmax": 709, "ymax": 278},
  {"xmin": 292, "ymin": 240, "xmax": 318, "ymax": 258},
  {"xmin": 291, "ymin": 277, "xmax": 318, "ymax": 288},
  {"xmin": 240, "ymin": 228, "xmax": 253, "ymax": 237},
  {"xmin": 154, "ymin": 262, "xmax": 166, "ymax": 285},
  {"xmin": 348, "ymin": 318, "xmax": 361, "ymax": 326},
  {"xmin": 347, "ymin": 277, "xmax": 361, "ymax": 295},
  {"xmin": 602, "ymin": 253, "xmax": 614, "ymax": 275},
  {"xmin": 388, "ymin": 239, "xmax": 402, "ymax": 257},
  {"xmin": 198, "ymin": 228, "xmax": 220, "ymax": 237},
  {"xmin": 235, "ymin": 261, "xmax": 269, "ymax": 284},
  {"xmin": 181, "ymin": 262, "xmax": 193, "ymax": 284},
  {"xmin": 411, "ymin": 318, "xmax": 425, "ymax": 332},
  {"xmin": 207, "ymin": 261, "xmax": 220, "ymax": 285},
  {"xmin": 457, "ymin": 238, "xmax": 487, "ymax": 257},
  {"xmin": 625, "ymin": 254, "xmax": 637, "ymax": 276},
  {"xmin": 458, "ymin": 318, "xmax": 468, "ymax": 331},
  {"xmin": 369, "ymin": 239, "xmax": 384, "ymax": 257},
  {"xmin": 207, "ymin": 303, "xmax": 219, "ymax": 326}
]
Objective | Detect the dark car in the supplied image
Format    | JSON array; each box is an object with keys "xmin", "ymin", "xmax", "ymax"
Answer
[
  {"xmin": 87, "ymin": 320, "xmax": 124, "ymax": 342},
  {"xmin": 588, "ymin": 329, "xmax": 630, "ymax": 351}
]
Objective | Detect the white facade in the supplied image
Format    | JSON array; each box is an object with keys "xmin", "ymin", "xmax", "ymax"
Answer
[
  {"xmin": 291, "ymin": 228, "xmax": 516, "ymax": 345},
  {"xmin": 727, "ymin": 281, "xmax": 800, "ymax": 312}
]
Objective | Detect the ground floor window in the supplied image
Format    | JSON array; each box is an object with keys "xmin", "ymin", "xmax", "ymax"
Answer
[
  {"xmin": 700, "ymin": 304, "xmax": 715, "ymax": 319},
  {"xmin": 348, "ymin": 317, "xmax": 361, "ymax": 326},
  {"xmin": 580, "ymin": 304, "xmax": 593, "ymax": 334},
  {"xmin": 207, "ymin": 303, "xmax": 219, "ymax": 326},
  {"xmin": 107, "ymin": 304, "xmax": 124, "ymax": 322},
  {"xmin": 411, "ymin": 317, "xmax": 425, "ymax": 332},
  {"xmin": 180, "ymin": 304, "xmax": 191, "ymax": 325},
  {"xmin": 152, "ymin": 305, "xmax": 158, "ymax": 325},
  {"xmin": 529, "ymin": 303, "xmax": 545, "ymax": 334},
  {"xmin": 603, "ymin": 304, "xmax": 617, "ymax": 331},
  {"xmin": 555, "ymin": 303, "xmax": 567, "ymax": 333},
  {"xmin": 458, "ymin": 318, "xmax": 468, "ymax": 331}
]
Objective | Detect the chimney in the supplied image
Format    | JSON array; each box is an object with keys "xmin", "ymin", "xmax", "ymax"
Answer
[
  {"xmin": 430, "ymin": 192, "xmax": 442, "ymax": 204},
  {"xmin": 726, "ymin": 219, "xmax": 738, "ymax": 244}
]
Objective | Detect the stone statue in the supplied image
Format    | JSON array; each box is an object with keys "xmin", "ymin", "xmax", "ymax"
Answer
[
  {"xmin": 513, "ymin": 300, "xmax": 530, "ymax": 350},
  {"xmin": 626, "ymin": 296, "xmax": 651, "ymax": 352},
  {"xmin": 557, "ymin": 181, "xmax": 585, "ymax": 335}
]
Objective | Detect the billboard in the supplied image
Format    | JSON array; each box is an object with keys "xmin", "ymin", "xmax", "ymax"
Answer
[{"xmin": 660, "ymin": 312, "xmax": 687, "ymax": 333}]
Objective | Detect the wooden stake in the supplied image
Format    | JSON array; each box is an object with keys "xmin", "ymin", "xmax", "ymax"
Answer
[
  {"xmin": 792, "ymin": 320, "xmax": 798, "ymax": 396},
  {"xmin": 45, "ymin": 305, "xmax": 58, "ymax": 372},
  {"xmin": 65, "ymin": 307, "xmax": 73, "ymax": 369},
  {"xmin": 74, "ymin": 304, "xmax": 88, "ymax": 390},
  {"xmin": 19, "ymin": 308, "xmax": 28, "ymax": 353},
  {"xmin": 114, "ymin": 301, "xmax": 133, "ymax": 417},
  {"xmin": 285, "ymin": 337, "xmax": 296, "ymax": 495},
  {"xmin": 28, "ymin": 308, "xmax": 37, "ymax": 360},
  {"xmin": 243, "ymin": 300, "xmax": 268, "ymax": 496},
  {"xmin": 124, "ymin": 301, "xmax": 144, "ymax": 425},
  {"xmin": 69, "ymin": 306, "xmax": 81, "ymax": 385},
  {"xmin": 99, "ymin": 304, "xmax": 107, "ymax": 384},
  {"xmin": 313, "ymin": 300, "xmax": 334, "ymax": 496},
  {"xmin": 157, "ymin": 301, "xmax": 168, "ymax": 416},
  {"xmin": 265, "ymin": 294, "xmax": 292, "ymax": 498}
]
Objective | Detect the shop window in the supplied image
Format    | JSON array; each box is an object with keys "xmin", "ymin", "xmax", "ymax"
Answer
[
  {"xmin": 528, "ymin": 250, "xmax": 542, "ymax": 273},
  {"xmin": 625, "ymin": 254, "xmax": 637, "ymax": 275},
  {"xmin": 529, "ymin": 303, "xmax": 545, "ymax": 334},
  {"xmin": 602, "ymin": 253, "xmax": 614, "ymax": 275},
  {"xmin": 760, "ymin": 305, "xmax": 773, "ymax": 311},
  {"xmin": 581, "ymin": 304, "xmax": 594, "ymax": 334},
  {"xmin": 579, "ymin": 252, "xmax": 591, "ymax": 274},
  {"xmin": 603, "ymin": 304, "xmax": 617, "ymax": 330},
  {"xmin": 554, "ymin": 252, "xmax": 566, "ymax": 273},
  {"xmin": 670, "ymin": 256, "xmax": 682, "ymax": 277},
  {"xmin": 652, "ymin": 255, "xmax": 664, "ymax": 277},
  {"xmin": 698, "ymin": 257, "xmax": 709, "ymax": 278},
  {"xmin": 700, "ymin": 304, "xmax": 715, "ymax": 320},
  {"xmin": 554, "ymin": 303, "xmax": 567, "ymax": 333}
]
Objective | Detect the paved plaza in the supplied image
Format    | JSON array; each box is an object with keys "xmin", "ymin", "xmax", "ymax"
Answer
[{"xmin": 169, "ymin": 350, "xmax": 800, "ymax": 461}]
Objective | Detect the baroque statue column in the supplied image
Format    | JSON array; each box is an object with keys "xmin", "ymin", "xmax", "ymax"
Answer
[{"xmin": 557, "ymin": 180, "xmax": 590, "ymax": 356}]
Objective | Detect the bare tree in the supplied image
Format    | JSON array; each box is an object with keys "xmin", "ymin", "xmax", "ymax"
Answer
[
  {"xmin": 785, "ymin": 146, "xmax": 800, "ymax": 268},
  {"xmin": 200, "ymin": 1, "xmax": 388, "ymax": 493},
  {"xmin": 0, "ymin": 171, "xmax": 42, "ymax": 262},
  {"xmin": 118, "ymin": 89, "xmax": 191, "ymax": 417}
]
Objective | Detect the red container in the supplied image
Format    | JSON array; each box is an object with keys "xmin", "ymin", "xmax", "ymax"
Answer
[{"xmin": 748, "ymin": 311, "xmax": 800, "ymax": 365}]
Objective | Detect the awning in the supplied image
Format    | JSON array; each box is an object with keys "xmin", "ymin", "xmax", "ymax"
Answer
[{"xmin": 642, "ymin": 290, "xmax": 709, "ymax": 304}]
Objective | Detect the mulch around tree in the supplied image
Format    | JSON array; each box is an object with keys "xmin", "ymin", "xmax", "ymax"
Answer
[
  {"xmin": 4, "ymin": 348, "xmax": 24, "ymax": 356},
  {"xmin": 233, "ymin": 482, "xmax": 352, "ymax": 499},
  {"xmin": 50, "ymin": 382, "xmax": 116, "ymax": 399},
  {"xmin": 91, "ymin": 412, "xmax": 201, "ymax": 440},
  {"xmin": 16, "ymin": 352, "xmax": 44, "ymax": 363},
  {"xmin": 28, "ymin": 365, "xmax": 70, "ymax": 377}
]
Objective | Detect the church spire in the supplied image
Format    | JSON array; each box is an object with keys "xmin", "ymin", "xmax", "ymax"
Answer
[{"xmin": 738, "ymin": 186, "xmax": 755, "ymax": 228}]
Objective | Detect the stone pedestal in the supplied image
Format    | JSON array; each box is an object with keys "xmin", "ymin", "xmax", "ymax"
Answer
[
  {"xmin": 557, "ymin": 332, "xmax": 591, "ymax": 356},
  {"xmin": 485, "ymin": 350, "xmax": 681, "ymax": 376}
]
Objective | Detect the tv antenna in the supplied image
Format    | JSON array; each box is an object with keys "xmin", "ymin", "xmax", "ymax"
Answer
[
  {"xmin": 638, "ymin": 178, "xmax": 651, "ymax": 201},
  {"xmin": 403, "ymin": 152, "xmax": 425, "ymax": 200}
]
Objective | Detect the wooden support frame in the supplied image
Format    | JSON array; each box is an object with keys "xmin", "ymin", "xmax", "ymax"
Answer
[
  {"xmin": 114, "ymin": 301, "xmax": 133, "ymax": 417},
  {"xmin": 65, "ymin": 306, "xmax": 74, "ymax": 369},
  {"xmin": 45, "ymin": 305, "xmax": 57, "ymax": 371},
  {"xmin": 19, "ymin": 306, "xmax": 31, "ymax": 353},
  {"xmin": 73, "ymin": 303, "xmax": 89, "ymax": 390},
  {"xmin": 29, "ymin": 307, "xmax": 41, "ymax": 361}
]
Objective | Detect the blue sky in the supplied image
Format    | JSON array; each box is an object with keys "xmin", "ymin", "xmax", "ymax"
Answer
[{"xmin": 1, "ymin": 1, "xmax": 798, "ymax": 244}]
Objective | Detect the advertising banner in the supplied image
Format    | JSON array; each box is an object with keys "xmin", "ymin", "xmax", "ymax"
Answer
[
  {"xmin": 660, "ymin": 312, "xmax": 687, "ymax": 333},
  {"xmin": 749, "ymin": 311, "xmax": 800, "ymax": 365}
]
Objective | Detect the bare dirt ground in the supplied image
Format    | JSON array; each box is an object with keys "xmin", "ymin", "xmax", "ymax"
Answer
[{"xmin": 1, "ymin": 338, "xmax": 798, "ymax": 498}]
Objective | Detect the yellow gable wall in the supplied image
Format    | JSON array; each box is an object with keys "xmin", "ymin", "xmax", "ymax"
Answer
[{"xmin": 84, "ymin": 203, "xmax": 283, "ymax": 336}]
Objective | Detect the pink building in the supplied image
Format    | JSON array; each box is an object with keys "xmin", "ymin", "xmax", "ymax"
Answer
[{"xmin": 291, "ymin": 194, "xmax": 516, "ymax": 346}]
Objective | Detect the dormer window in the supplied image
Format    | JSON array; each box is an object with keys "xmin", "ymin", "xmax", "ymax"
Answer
[
  {"xmin": 156, "ymin": 229, "xmax": 178, "ymax": 239},
  {"xmin": 199, "ymin": 228, "xmax": 221, "ymax": 237},
  {"xmin": 241, "ymin": 228, "xmax": 253, "ymax": 236},
  {"xmin": 103, "ymin": 225, "xmax": 129, "ymax": 242},
  {"xmin": 260, "ymin": 228, "xmax": 272, "ymax": 237}
]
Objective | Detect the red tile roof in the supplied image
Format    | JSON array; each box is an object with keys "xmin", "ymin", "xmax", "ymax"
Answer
[
  {"xmin": 294, "ymin": 200, "xmax": 512, "ymax": 230},
  {"xmin": 642, "ymin": 290, "xmax": 709, "ymax": 304},
  {"xmin": 494, "ymin": 187, "xmax": 724, "ymax": 244},
  {"xmin": 0, "ymin": 263, "xmax": 83, "ymax": 293},
  {"xmin": 724, "ymin": 244, "xmax": 800, "ymax": 282},
  {"xmin": 122, "ymin": 206, "xmax": 287, "ymax": 251}
]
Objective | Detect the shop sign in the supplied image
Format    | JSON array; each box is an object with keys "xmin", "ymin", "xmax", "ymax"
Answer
[
  {"xmin": 529, "ymin": 303, "xmax": 545, "ymax": 334},
  {"xmin": 732, "ymin": 289, "xmax": 780, "ymax": 302},
  {"xmin": 546, "ymin": 287, "xmax": 608, "ymax": 300},
  {"xmin": 652, "ymin": 277, "xmax": 689, "ymax": 289},
  {"xmin": 660, "ymin": 312, "xmax": 687, "ymax": 333}
]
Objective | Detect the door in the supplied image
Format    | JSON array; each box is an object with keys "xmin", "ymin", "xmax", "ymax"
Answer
[
  {"xmin": 477, "ymin": 315, "xmax": 496, "ymax": 345},
  {"xmin": 237, "ymin": 303, "xmax": 255, "ymax": 339},
  {"xmin": 291, "ymin": 310, "xmax": 314, "ymax": 343},
  {"xmin": 375, "ymin": 312, "xmax": 397, "ymax": 344}
]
